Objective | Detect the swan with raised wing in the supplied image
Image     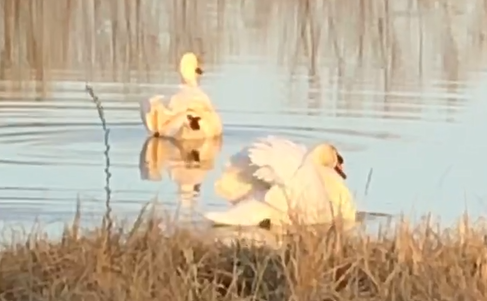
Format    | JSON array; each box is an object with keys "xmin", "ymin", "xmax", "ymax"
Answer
[
  {"xmin": 214, "ymin": 137, "xmax": 347, "ymax": 203},
  {"xmin": 139, "ymin": 52, "xmax": 222, "ymax": 140},
  {"xmin": 204, "ymin": 136, "xmax": 356, "ymax": 228}
]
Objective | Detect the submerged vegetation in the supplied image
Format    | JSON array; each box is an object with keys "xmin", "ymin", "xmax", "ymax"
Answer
[{"xmin": 1, "ymin": 208, "xmax": 487, "ymax": 300}]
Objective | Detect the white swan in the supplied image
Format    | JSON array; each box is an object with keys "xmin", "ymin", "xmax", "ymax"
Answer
[
  {"xmin": 139, "ymin": 52, "xmax": 223, "ymax": 140},
  {"xmin": 204, "ymin": 136, "xmax": 356, "ymax": 228},
  {"xmin": 215, "ymin": 137, "xmax": 347, "ymax": 204}
]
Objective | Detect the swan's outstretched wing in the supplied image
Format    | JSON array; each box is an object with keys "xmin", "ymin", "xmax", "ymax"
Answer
[
  {"xmin": 248, "ymin": 136, "xmax": 342, "ymax": 224},
  {"xmin": 248, "ymin": 136, "xmax": 308, "ymax": 186},
  {"xmin": 215, "ymin": 145, "xmax": 270, "ymax": 203}
]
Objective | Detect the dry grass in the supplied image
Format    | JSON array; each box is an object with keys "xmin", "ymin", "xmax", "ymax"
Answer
[{"xmin": 1, "ymin": 208, "xmax": 487, "ymax": 301}]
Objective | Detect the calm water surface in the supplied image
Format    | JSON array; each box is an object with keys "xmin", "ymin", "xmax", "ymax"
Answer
[{"xmin": 1, "ymin": 1, "xmax": 487, "ymax": 236}]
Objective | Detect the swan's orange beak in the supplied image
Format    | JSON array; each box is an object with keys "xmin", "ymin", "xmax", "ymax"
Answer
[{"xmin": 334, "ymin": 153, "xmax": 347, "ymax": 179}]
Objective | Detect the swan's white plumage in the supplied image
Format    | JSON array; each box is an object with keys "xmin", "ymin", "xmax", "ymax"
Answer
[
  {"xmin": 213, "ymin": 136, "xmax": 309, "ymax": 203},
  {"xmin": 206, "ymin": 136, "xmax": 356, "ymax": 227},
  {"xmin": 139, "ymin": 95, "xmax": 164, "ymax": 133},
  {"xmin": 205, "ymin": 198, "xmax": 281, "ymax": 227},
  {"xmin": 214, "ymin": 145, "xmax": 270, "ymax": 203},
  {"xmin": 139, "ymin": 52, "xmax": 222, "ymax": 140},
  {"xmin": 248, "ymin": 136, "xmax": 308, "ymax": 185},
  {"xmin": 169, "ymin": 85, "xmax": 214, "ymax": 113},
  {"xmin": 139, "ymin": 95, "xmax": 193, "ymax": 138}
]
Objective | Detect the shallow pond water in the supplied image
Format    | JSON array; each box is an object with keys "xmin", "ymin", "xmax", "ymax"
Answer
[{"xmin": 1, "ymin": 0, "xmax": 487, "ymax": 238}]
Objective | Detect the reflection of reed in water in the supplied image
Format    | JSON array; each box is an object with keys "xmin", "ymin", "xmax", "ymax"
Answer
[
  {"xmin": 138, "ymin": 136, "xmax": 223, "ymax": 208},
  {"xmin": 2, "ymin": 0, "xmax": 487, "ymax": 116},
  {"xmin": 278, "ymin": 0, "xmax": 487, "ymax": 117}
]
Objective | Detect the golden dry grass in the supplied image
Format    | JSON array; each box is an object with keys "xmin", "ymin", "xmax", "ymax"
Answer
[{"xmin": 1, "ymin": 207, "xmax": 487, "ymax": 301}]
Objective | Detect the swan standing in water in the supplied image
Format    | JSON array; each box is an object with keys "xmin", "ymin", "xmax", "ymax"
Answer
[
  {"xmin": 139, "ymin": 52, "xmax": 223, "ymax": 140},
  {"xmin": 204, "ymin": 136, "xmax": 356, "ymax": 228}
]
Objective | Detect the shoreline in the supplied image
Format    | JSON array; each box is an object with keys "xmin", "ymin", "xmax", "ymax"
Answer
[{"xmin": 0, "ymin": 209, "xmax": 485, "ymax": 300}]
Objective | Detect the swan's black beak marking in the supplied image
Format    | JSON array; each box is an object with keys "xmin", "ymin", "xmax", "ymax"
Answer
[
  {"xmin": 187, "ymin": 115, "xmax": 201, "ymax": 130},
  {"xmin": 337, "ymin": 153, "xmax": 344, "ymax": 165},
  {"xmin": 334, "ymin": 153, "xmax": 347, "ymax": 180},
  {"xmin": 189, "ymin": 150, "xmax": 200, "ymax": 162},
  {"xmin": 195, "ymin": 67, "xmax": 203, "ymax": 75},
  {"xmin": 193, "ymin": 184, "xmax": 201, "ymax": 193}
]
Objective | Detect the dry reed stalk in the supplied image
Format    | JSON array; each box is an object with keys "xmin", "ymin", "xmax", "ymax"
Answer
[
  {"xmin": 1, "ymin": 208, "xmax": 487, "ymax": 300},
  {"xmin": 84, "ymin": 84, "xmax": 113, "ymax": 240}
]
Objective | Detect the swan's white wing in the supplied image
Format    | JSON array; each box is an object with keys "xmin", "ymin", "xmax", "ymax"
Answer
[
  {"xmin": 248, "ymin": 136, "xmax": 308, "ymax": 186},
  {"xmin": 161, "ymin": 112, "xmax": 192, "ymax": 137},
  {"xmin": 262, "ymin": 160, "xmax": 326, "ymax": 221},
  {"xmin": 215, "ymin": 145, "xmax": 267, "ymax": 202},
  {"xmin": 140, "ymin": 95, "xmax": 166, "ymax": 134}
]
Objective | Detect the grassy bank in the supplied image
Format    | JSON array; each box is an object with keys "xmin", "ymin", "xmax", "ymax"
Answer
[{"xmin": 0, "ymin": 208, "xmax": 486, "ymax": 301}]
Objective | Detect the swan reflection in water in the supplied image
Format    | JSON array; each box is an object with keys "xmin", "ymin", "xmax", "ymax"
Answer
[{"xmin": 138, "ymin": 136, "xmax": 223, "ymax": 209}]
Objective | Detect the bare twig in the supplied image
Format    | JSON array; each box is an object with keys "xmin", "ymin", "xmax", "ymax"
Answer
[{"xmin": 85, "ymin": 84, "xmax": 113, "ymax": 234}]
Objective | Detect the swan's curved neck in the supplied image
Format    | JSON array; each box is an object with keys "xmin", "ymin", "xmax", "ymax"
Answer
[{"xmin": 182, "ymin": 77, "xmax": 199, "ymax": 87}]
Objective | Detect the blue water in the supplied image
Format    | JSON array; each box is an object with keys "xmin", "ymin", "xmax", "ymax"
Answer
[{"xmin": 1, "ymin": 0, "xmax": 487, "ymax": 239}]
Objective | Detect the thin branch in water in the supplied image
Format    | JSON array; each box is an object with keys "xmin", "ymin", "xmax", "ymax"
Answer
[
  {"xmin": 85, "ymin": 84, "xmax": 113, "ymax": 234},
  {"xmin": 364, "ymin": 168, "xmax": 373, "ymax": 197}
]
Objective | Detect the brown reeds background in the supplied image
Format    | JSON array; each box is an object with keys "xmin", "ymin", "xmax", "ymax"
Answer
[{"xmin": 1, "ymin": 0, "xmax": 486, "ymax": 94}]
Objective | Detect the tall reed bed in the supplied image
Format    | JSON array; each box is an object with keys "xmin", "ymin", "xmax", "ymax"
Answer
[
  {"xmin": 271, "ymin": 0, "xmax": 487, "ymax": 112},
  {"xmin": 1, "ymin": 0, "xmax": 486, "ymax": 89}
]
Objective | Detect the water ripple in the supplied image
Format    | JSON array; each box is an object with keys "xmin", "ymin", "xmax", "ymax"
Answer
[{"xmin": 0, "ymin": 67, "xmax": 486, "ymax": 232}]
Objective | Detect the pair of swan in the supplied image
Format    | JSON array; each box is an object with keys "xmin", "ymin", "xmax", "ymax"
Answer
[
  {"xmin": 139, "ymin": 52, "xmax": 222, "ymax": 140},
  {"xmin": 204, "ymin": 136, "xmax": 357, "ymax": 230},
  {"xmin": 138, "ymin": 52, "xmax": 356, "ymax": 230}
]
